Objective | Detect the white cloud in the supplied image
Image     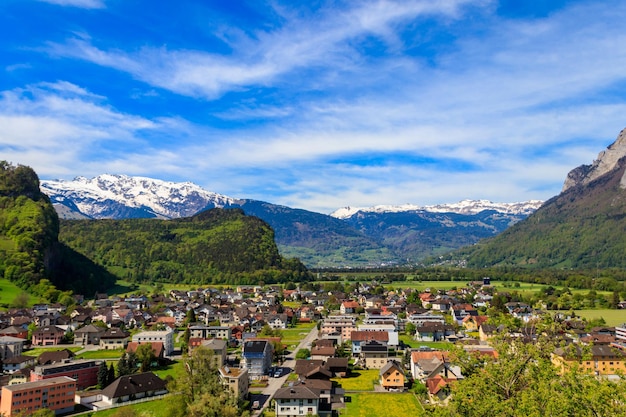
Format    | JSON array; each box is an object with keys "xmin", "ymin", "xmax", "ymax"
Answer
[{"xmin": 37, "ymin": 0, "xmax": 105, "ymax": 9}]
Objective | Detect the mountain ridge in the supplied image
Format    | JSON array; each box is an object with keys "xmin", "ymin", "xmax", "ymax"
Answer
[
  {"xmin": 459, "ymin": 127, "xmax": 626, "ymax": 269},
  {"xmin": 41, "ymin": 175, "xmax": 542, "ymax": 267}
]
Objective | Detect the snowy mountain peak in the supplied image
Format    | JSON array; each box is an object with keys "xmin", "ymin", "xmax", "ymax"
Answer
[
  {"xmin": 330, "ymin": 199, "xmax": 543, "ymax": 219},
  {"xmin": 40, "ymin": 174, "xmax": 237, "ymax": 219}
]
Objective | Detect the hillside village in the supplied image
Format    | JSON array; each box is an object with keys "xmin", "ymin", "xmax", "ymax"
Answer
[{"xmin": 0, "ymin": 279, "xmax": 624, "ymax": 416}]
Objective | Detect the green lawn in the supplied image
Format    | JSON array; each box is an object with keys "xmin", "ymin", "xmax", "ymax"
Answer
[
  {"xmin": 86, "ymin": 395, "xmax": 177, "ymax": 416},
  {"xmin": 152, "ymin": 360, "xmax": 185, "ymax": 381},
  {"xmin": 281, "ymin": 322, "xmax": 316, "ymax": 350},
  {"xmin": 398, "ymin": 335, "xmax": 453, "ymax": 350},
  {"xmin": 23, "ymin": 346, "xmax": 82, "ymax": 358},
  {"xmin": 332, "ymin": 369, "xmax": 380, "ymax": 391},
  {"xmin": 342, "ymin": 393, "xmax": 424, "ymax": 417},
  {"xmin": 573, "ymin": 309, "xmax": 626, "ymax": 326},
  {"xmin": 76, "ymin": 349, "xmax": 126, "ymax": 360},
  {"xmin": 0, "ymin": 278, "xmax": 40, "ymax": 308}
]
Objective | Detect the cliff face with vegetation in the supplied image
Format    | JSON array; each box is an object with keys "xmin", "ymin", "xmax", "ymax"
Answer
[
  {"xmin": 0, "ymin": 162, "xmax": 59, "ymax": 287},
  {"xmin": 0, "ymin": 162, "xmax": 117, "ymax": 294}
]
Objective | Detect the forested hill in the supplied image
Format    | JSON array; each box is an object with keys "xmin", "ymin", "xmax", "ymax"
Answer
[
  {"xmin": 458, "ymin": 155, "xmax": 626, "ymax": 269},
  {"xmin": 59, "ymin": 208, "xmax": 313, "ymax": 286},
  {"xmin": 0, "ymin": 162, "xmax": 116, "ymax": 294}
]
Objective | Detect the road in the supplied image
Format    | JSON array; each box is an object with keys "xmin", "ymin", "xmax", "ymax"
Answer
[{"xmin": 252, "ymin": 325, "xmax": 319, "ymax": 416}]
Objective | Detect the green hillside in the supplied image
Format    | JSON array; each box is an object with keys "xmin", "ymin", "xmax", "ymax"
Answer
[
  {"xmin": 0, "ymin": 161, "xmax": 117, "ymax": 295},
  {"xmin": 59, "ymin": 208, "xmax": 312, "ymax": 286},
  {"xmin": 459, "ymin": 159, "xmax": 626, "ymax": 269}
]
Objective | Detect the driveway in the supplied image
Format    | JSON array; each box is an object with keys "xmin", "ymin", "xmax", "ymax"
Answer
[{"xmin": 252, "ymin": 326, "xmax": 319, "ymax": 416}]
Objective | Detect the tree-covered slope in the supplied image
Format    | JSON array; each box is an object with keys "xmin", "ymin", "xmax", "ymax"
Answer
[
  {"xmin": 59, "ymin": 208, "xmax": 312, "ymax": 285},
  {"xmin": 0, "ymin": 161, "xmax": 59, "ymax": 287},
  {"xmin": 0, "ymin": 162, "xmax": 116, "ymax": 294},
  {"xmin": 460, "ymin": 157, "xmax": 626, "ymax": 269}
]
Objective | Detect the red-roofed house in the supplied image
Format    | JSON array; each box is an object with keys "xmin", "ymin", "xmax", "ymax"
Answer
[{"xmin": 340, "ymin": 301, "xmax": 360, "ymax": 315}]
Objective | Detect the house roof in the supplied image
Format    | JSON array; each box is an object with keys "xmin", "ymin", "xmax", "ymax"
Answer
[
  {"xmin": 102, "ymin": 372, "xmax": 167, "ymax": 399},
  {"xmin": 274, "ymin": 385, "xmax": 319, "ymax": 400},
  {"xmin": 3, "ymin": 355, "xmax": 36, "ymax": 365},
  {"xmin": 350, "ymin": 331, "xmax": 389, "ymax": 342},
  {"xmin": 379, "ymin": 360, "xmax": 403, "ymax": 376},
  {"xmin": 243, "ymin": 340, "xmax": 270, "ymax": 353},
  {"xmin": 75, "ymin": 324, "xmax": 105, "ymax": 334},
  {"xmin": 37, "ymin": 348, "xmax": 75, "ymax": 365},
  {"xmin": 126, "ymin": 342, "xmax": 165, "ymax": 358},
  {"xmin": 101, "ymin": 328, "xmax": 130, "ymax": 339}
]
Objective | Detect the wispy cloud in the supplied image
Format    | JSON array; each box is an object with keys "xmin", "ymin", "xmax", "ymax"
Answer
[
  {"xmin": 36, "ymin": 0, "xmax": 105, "ymax": 9},
  {"xmin": 4, "ymin": 1, "xmax": 626, "ymax": 212}
]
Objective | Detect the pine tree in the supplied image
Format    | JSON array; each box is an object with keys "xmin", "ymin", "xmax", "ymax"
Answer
[{"xmin": 97, "ymin": 361, "xmax": 109, "ymax": 389}]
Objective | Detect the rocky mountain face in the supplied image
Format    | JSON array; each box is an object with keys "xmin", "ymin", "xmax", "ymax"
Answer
[
  {"xmin": 562, "ymin": 128, "xmax": 626, "ymax": 192},
  {"xmin": 460, "ymin": 128, "xmax": 626, "ymax": 269},
  {"xmin": 41, "ymin": 175, "xmax": 542, "ymax": 268}
]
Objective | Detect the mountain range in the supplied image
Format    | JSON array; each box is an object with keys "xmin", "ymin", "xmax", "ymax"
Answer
[{"xmin": 41, "ymin": 175, "xmax": 542, "ymax": 268}]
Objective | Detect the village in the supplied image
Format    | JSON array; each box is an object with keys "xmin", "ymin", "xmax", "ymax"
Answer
[{"xmin": 0, "ymin": 277, "xmax": 624, "ymax": 416}]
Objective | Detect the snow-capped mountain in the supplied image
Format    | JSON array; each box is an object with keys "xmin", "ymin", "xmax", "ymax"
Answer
[
  {"xmin": 330, "ymin": 199, "xmax": 543, "ymax": 219},
  {"xmin": 40, "ymin": 173, "xmax": 544, "ymax": 267},
  {"xmin": 40, "ymin": 174, "xmax": 237, "ymax": 219}
]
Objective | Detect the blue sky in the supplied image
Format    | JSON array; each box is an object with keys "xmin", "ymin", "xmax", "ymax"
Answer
[{"xmin": 2, "ymin": 0, "xmax": 626, "ymax": 214}]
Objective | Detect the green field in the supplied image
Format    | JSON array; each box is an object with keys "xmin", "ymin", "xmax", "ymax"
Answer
[
  {"xmin": 573, "ymin": 309, "xmax": 626, "ymax": 326},
  {"xmin": 281, "ymin": 322, "xmax": 316, "ymax": 350},
  {"xmin": 23, "ymin": 346, "xmax": 82, "ymax": 358},
  {"xmin": 76, "ymin": 349, "xmax": 126, "ymax": 360},
  {"xmin": 332, "ymin": 369, "xmax": 380, "ymax": 391},
  {"xmin": 342, "ymin": 392, "xmax": 424, "ymax": 416},
  {"xmin": 0, "ymin": 278, "xmax": 40, "ymax": 307}
]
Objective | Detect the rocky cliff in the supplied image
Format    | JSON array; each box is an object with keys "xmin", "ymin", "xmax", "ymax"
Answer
[{"xmin": 563, "ymin": 128, "xmax": 626, "ymax": 191}]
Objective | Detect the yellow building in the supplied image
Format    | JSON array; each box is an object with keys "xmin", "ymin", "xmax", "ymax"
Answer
[{"xmin": 552, "ymin": 344, "xmax": 626, "ymax": 376}]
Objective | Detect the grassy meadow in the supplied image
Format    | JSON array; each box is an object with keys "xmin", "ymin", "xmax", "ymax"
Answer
[
  {"xmin": 573, "ymin": 309, "xmax": 626, "ymax": 326},
  {"xmin": 332, "ymin": 369, "xmax": 380, "ymax": 391},
  {"xmin": 342, "ymin": 393, "xmax": 424, "ymax": 417}
]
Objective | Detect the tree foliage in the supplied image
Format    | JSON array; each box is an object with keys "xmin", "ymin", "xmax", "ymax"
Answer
[
  {"xmin": 59, "ymin": 208, "xmax": 312, "ymax": 286},
  {"xmin": 167, "ymin": 346, "xmax": 250, "ymax": 417},
  {"xmin": 433, "ymin": 337, "xmax": 626, "ymax": 417}
]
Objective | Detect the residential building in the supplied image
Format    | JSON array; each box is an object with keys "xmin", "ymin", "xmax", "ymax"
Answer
[
  {"xmin": 274, "ymin": 385, "xmax": 320, "ymax": 417},
  {"xmin": 74, "ymin": 324, "xmax": 105, "ymax": 345},
  {"xmin": 31, "ymin": 359, "xmax": 101, "ymax": 390},
  {"xmin": 379, "ymin": 360, "xmax": 405, "ymax": 391},
  {"xmin": 360, "ymin": 340, "xmax": 388, "ymax": 369},
  {"xmin": 320, "ymin": 316, "xmax": 357, "ymax": 341},
  {"xmin": 340, "ymin": 300, "xmax": 360, "ymax": 314},
  {"xmin": 3, "ymin": 355, "xmax": 36, "ymax": 374},
  {"xmin": 616, "ymin": 323, "xmax": 626, "ymax": 342},
  {"xmin": 100, "ymin": 372, "xmax": 167, "ymax": 407},
  {"xmin": 415, "ymin": 323, "xmax": 455, "ymax": 342},
  {"xmin": 132, "ymin": 329, "xmax": 174, "ymax": 355},
  {"xmin": 188, "ymin": 325, "xmax": 231, "ymax": 340},
  {"xmin": 552, "ymin": 345, "xmax": 626, "ymax": 376},
  {"xmin": 31, "ymin": 326, "xmax": 65, "ymax": 346},
  {"xmin": 99, "ymin": 328, "xmax": 130, "ymax": 350},
  {"xmin": 219, "ymin": 366, "xmax": 249, "ymax": 400},
  {"xmin": 200, "ymin": 339, "xmax": 227, "ymax": 368},
  {"xmin": 0, "ymin": 376, "xmax": 76, "ymax": 416},
  {"xmin": 242, "ymin": 340, "xmax": 273, "ymax": 377},
  {"xmin": 0, "ymin": 336, "xmax": 26, "ymax": 360},
  {"xmin": 350, "ymin": 331, "xmax": 388, "ymax": 356}
]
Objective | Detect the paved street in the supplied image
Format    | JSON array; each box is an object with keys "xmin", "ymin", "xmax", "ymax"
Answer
[{"xmin": 252, "ymin": 325, "xmax": 319, "ymax": 416}]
